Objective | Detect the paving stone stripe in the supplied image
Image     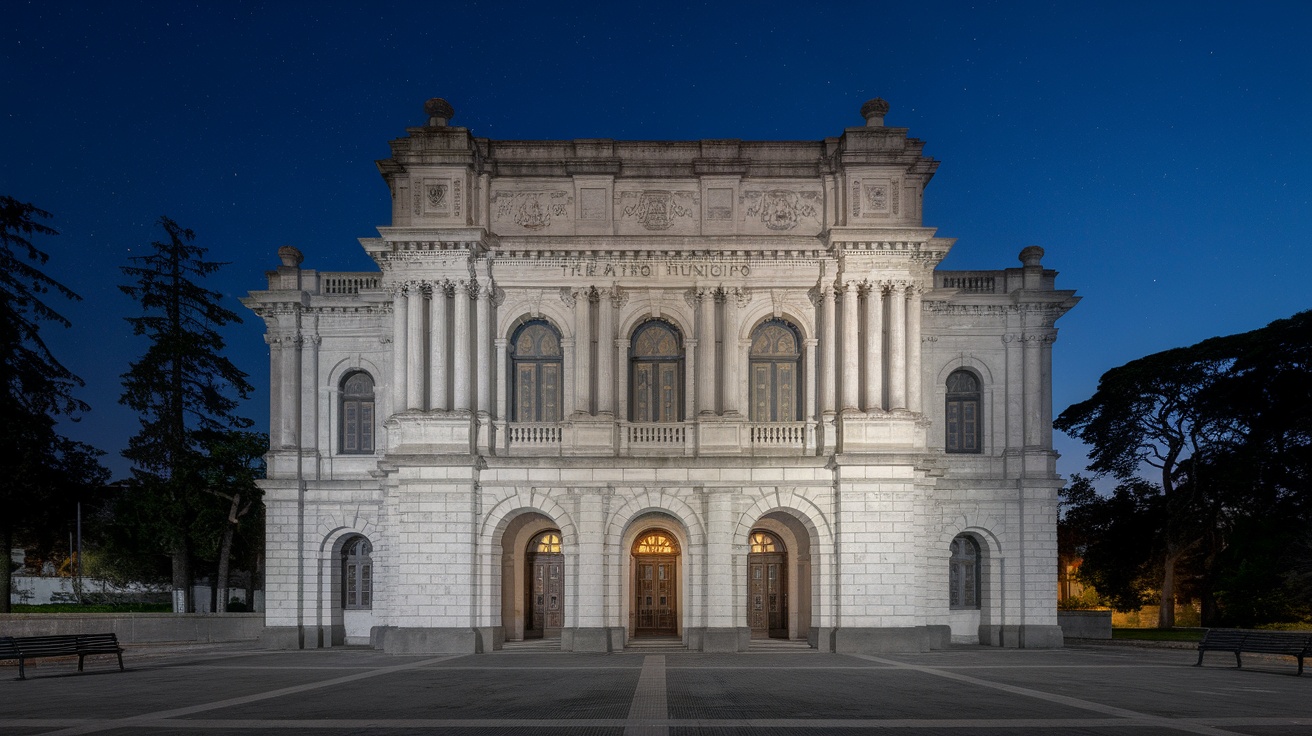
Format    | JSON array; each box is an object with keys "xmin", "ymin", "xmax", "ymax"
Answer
[
  {"xmin": 852, "ymin": 654, "xmax": 1245, "ymax": 736},
  {"xmin": 626, "ymin": 654, "xmax": 668, "ymax": 736}
]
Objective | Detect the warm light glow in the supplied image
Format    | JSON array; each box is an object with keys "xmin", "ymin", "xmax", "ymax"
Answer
[
  {"xmin": 749, "ymin": 532, "xmax": 777, "ymax": 553},
  {"xmin": 534, "ymin": 532, "xmax": 561, "ymax": 553},
  {"xmin": 635, "ymin": 533, "xmax": 676, "ymax": 554}
]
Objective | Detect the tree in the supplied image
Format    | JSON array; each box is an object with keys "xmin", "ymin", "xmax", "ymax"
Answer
[
  {"xmin": 119, "ymin": 216, "xmax": 253, "ymax": 612},
  {"xmin": 0, "ymin": 197, "xmax": 107, "ymax": 612},
  {"xmin": 1059, "ymin": 475, "xmax": 1165, "ymax": 612},
  {"xmin": 195, "ymin": 430, "xmax": 265, "ymax": 613},
  {"xmin": 1057, "ymin": 311, "xmax": 1312, "ymax": 627}
]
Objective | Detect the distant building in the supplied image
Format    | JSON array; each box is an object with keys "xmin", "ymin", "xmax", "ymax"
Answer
[{"xmin": 244, "ymin": 98, "xmax": 1079, "ymax": 653}]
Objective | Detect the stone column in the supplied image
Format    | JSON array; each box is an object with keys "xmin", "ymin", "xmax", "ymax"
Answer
[
  {"xmin": 906, "ymin": 285, "xmax": 923, "ymax": 414},
  {"xmin": 477, "ymin": 284, "xmax": 493, "ymax": 415},
  {"xmin": 698, "ymin": 289, "xmax": 717, "ymax": 414},
  {"xmin": 406, "ymin": 284, "xmax": 425, "ymax": 410},
  {"xmin": 430, "ymin": 281, "xmax": 450, "ymax": 411},
  {"xmin": 1005, "ymin": 333, "xmax": 1024, "ymax": 452},
  {"xmin": 863, "ymin": 283, "xmax": 883, "ymax": 411},
  {"xmin": 1024, "ymin": 332, "xmax": 1042, "ymax": 447},
  {"xmin": 684, "ymin": 338, "xmax": 697, "ymax": 422},
  {"xmin": 820, "ymin": 285, "xmax": 837, "ymax": 415},
  {"xmin": 888, "ymin": 283, "xmax": 907, "ymax": 410},
  {"xmin": 722, "ymin": 290, "xmax": 741, "ymax": 415},
  {"xmin": 453, "ymin": 281, "xmax": 472, "ymax": 412},
  {"xmin": 302, "ymin": 332, "xmax": 320, "ymax": 463},
  {"xmin": 840, "ymin": 280, "xmax": 860, "ymax": 412},
  {"xmin": 574, "ymin": 287, "xmax": 591, "ymax": 415},
  {"xmin": 391, "ymin": 285, "xmax": 407, "ymax": 415},
  {"xmin": 804, "ymin": 338, "xmax": 819, "ymax": 423},
  {"xmin": 616, "ymin": 338, "xmax": 630, "ymax": 421},
  {"xmin": 597, "ymin": 289, "xmax": 615, "ymax": 416},
  {"xmin": 280, "ymin": 334, "xmax": 301, "ymax": 448},
  {"xmin": 265, "ymin": 334, "xmax": 282, "ymax": 447},
  {"xmin": 495, "ymin": 338, "xmax": 509, "ymax": 424}
]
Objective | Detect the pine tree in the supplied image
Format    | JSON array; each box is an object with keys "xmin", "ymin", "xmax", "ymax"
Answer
[
  {"xmin": 119, "ymin": 216, "xmax": 253, "ymax": 612},
  {"xmin": 0, "ymin": 196, "xmax": 107, "ymax": 612}
]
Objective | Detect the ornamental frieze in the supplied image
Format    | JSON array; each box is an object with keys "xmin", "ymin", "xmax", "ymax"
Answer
[
  {"xmin": 740, "ymin": 188, "xmax": 822, "ymax": 233},
  {"xmin": 617, "ymin": 190, "xmax": 698, "ymax": 231}
]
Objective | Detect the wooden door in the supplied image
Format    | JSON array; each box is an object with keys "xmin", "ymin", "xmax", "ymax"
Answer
[
  {"xmin": 748, "ymin": 552, "xmax": 787, "ymax": 639},
  {"xmin": 634, "ymin": 556, "xmax": 677, "ymax": 635},
  {"xmin": 527, "ymin": 552, "xmax": 563, "ymax": 638}
]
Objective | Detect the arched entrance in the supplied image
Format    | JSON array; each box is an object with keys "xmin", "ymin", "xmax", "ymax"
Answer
[
  {"xmin": 632, "ymin": 530, "xmax": 679, "ymax": 636},
  {"xmin": 526, "ymin": 531, "xmax": 564, "ymax": 639},
  {"xmin": 747, "ymin": 530, "xmax": 787, "ymax": 639}
]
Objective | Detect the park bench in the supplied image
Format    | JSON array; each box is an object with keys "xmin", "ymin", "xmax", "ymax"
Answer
[
  {"xmin": 1194, "ymin": 629, "xmax": 1310, "ymax": 675},
  {"xmin": 0, "ymin": 633, "xmax": 125, "ymax": 680}
]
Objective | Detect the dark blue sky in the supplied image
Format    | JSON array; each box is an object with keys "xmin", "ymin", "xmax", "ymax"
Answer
[{"xmin": 4, "ymin": 1, "xmax": 1310, "ymax": 480}]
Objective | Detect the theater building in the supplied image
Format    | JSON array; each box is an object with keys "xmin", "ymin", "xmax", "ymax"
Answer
[{"xmin": 244, "ymin": 98, "xmax": 1079, "ymax": 653}]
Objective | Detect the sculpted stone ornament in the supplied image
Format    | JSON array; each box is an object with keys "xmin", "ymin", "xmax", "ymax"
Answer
[
  {"xmin": 620, "ymin": 190, "xmax": 697, "ymax": 230},
  {"xmin": 742, "ymin": 190, "xmax": 820, "ymax": 231}
]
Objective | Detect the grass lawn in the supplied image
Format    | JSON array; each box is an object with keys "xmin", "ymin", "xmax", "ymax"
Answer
[{"xmin": 1112, "ymin": 627, "xmax": 1205, "ymax": 642}]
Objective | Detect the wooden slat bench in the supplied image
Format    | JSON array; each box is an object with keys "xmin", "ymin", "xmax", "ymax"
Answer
[
  {"xmin": 0, "ymin": 633, "xmax": 125, "ymax": 680},
  {"xmin": 1195, "ymin": 629, "xmax": 1310, "ymax": 675}
]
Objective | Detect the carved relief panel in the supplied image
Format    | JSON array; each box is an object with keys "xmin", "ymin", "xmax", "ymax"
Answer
[
  {"xmin": 615, "ymin": 187, "xmax": 700, "ymax": 235},
  {"xmin": 739, "ymin": 185, "xmax": 823, "ymax": 235},
  {"xmin": 849, "ymin": 175, "xmax": 901, "ymax": 221},
  {"xmin": 408, "ymin": 171, "xmax": 465, "ymax": 224},
  {"xmin": 491, "ymin": 188, "xmax": 574, "ymax": 234}
]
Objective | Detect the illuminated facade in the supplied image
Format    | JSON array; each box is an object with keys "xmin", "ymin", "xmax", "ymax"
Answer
[{"xmin": 245, "ymin": 98, "xmax": 1079, "ymax": 653}]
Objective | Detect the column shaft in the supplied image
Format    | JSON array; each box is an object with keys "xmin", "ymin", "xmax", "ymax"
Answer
[
  {"xmin": 1024, "ymin": 334, "xmax": 1042, "ymax": 447},
  {"xmin": 597, "ymin": 291, "xmax": 615, "ymax": 415},
  {"xmin": 453, "ymin": 282, "xmax": 471, "ymax": 412},
  {"xmin": 820, "ymin": 287, "xmax": 836, "ymax": 414},
  {"xmin": 906, "ymin": 286, "xmax": 923, "ymax": 413},
  {"xmin": 698, "ymin": 290, "xmax": 717, "ymax": 414},
  {"xmin": 280, "ymin": 335, "xmax": 300, "ymax": 447},
  {"xmin": 840, "ymin": 281, "xmax": 860, "ymax": 411},
  {"xmin": 889, "ymin": 284, "xmax": 907, "ymax": 409},
  {"xmin": 476, "ymin": 288, "xmax": 493, "ymax": 414},
  {"xmin": 406, "ymin": 286, "xmax": 425, "ymax": 410},
  {"xmin": 391, "ymin": 287, "xmax": 407, "ymax": 415},
  {"xmin": 863, "ymin": 284, "xmax": 883, "ymax": 411},
  {"xmin": 430, "ymin": 283, "xmax": 449, "ymax": 411},
  {"xmin": 574, "ymin": 288, "xmax": 591, "ymax": 415},
  {"xmin": 722, "ymin": 293, "xmax": 740, "ymax": 415}
]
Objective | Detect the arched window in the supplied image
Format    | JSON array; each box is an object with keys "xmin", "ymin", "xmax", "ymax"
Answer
[
  {"xmin": 749, "ymin": 531, "xmax": 779, "ymax": 553},
  {"xmin": 630, "ymin": 321, "xmax": 683, "ymax": 422},
  {"xmin": 342, "ymin": 536, "xmax": 373, "ymax": 610},
  {"xmin": 634, "ymin": 533, "xmax": 677, "ymax": 554},
  {"xmin": 340, "ymin": 372, "xmax": 375, "ymax": 454},
  {"xmin": 510, "ymin": 320, "xmax": 563, "ymax": 422},
  {"xmin": 949, "ymin": 535, "xmax": 980, "ymax": 609},
  {"xmin": 945, "ymin": 369, "xmax": 981, "ymax": 453},
  {"xmin": 749, "ymin": 320, "xmax": 802, "ymax": 422}
]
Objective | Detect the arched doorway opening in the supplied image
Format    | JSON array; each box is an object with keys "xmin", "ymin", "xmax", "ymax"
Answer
[
  {"xmin": 339, "ymin": 535, "xmax": 373, "ymax": 646},
  {"xmin": 631, "ymin": 530, "xmax": 679, "ymax": 637},
  {"xmin": 526, "ymin": 531, "xmax": 564, "ymax": 639},
  {"xmin": 747, "ymin": 530, "xmax": 787, "ymax": 639},
  {"xmin": 499, "ymin": 512, "xmax": 562, "ymax": 642}
]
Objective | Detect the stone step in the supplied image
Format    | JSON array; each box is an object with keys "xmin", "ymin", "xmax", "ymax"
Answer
[
  {"xmin": 748, "ymin": 638, "xmax": 816, "ymax": 652},
  {"xmin": 498, "ymin": 639, "xmax": 562, "ymax": 652}
]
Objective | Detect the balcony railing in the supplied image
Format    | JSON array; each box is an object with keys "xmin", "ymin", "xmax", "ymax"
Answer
[
  {"xmin": 749, "ymin": 422, "xmax": 808, "ymax": 447},
  {"xmin": 321, "ymin": 273, "xmax": 381, "ymax": 295},
  {"xmin": 626, "ymin": 422, "xmax": 687, "ymax": 445},
  {"xmin": 938, "ymin": 271, "xmax": 999, "ymax": 294},
  {"xmin": 507, "ymin": 423, "xmax": 562, "ymax": 445}
]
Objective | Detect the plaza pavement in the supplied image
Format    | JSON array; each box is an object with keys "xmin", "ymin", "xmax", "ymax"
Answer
[{"xmin": 0, "ymin": 641, "xmax": 1309, "ymax": 735}]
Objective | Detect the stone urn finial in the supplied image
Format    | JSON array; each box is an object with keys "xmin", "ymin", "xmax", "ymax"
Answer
[
  {"xmin": 1019, "ymin": 245, "xmax": 1045, "ymax": 267},
  {"xmin": 278, "ymin": 245, "xmax": 304, "ymax": 268},
  {"xmin": 424, "ymin": 98, "xmax": 455, "ymax": 127},
  {"xmin": 861, "ymin": 98, "xmax": 890, "ymax": 127}
]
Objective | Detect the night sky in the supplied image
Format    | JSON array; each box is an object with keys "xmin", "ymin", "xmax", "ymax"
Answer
[{"xmin": 4, "ymin": 2, "xmax": 1309, "ymax": 481}]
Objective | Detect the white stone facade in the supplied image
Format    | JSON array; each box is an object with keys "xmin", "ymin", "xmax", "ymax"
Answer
[{"xmin": 244, "ymin": 98, "xmax": 1078, "ymax": 653}]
